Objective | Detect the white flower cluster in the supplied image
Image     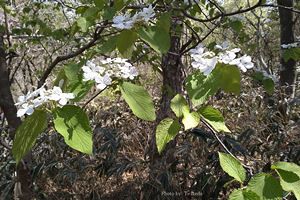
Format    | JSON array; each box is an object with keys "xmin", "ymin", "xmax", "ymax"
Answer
[
  {"xmin": 281, "ymin": 42, "xmax": 299, "ymax": 49},
  {"xmin": 190, "ymin": 43, "xmax": 254, "ymax": 76},
  {"xmin": 112, "ymin": 5, "xmax": 155, "ymax": 30},
  {"xmin": 82, "ymin": 58, "xmax": 138, "ymax": 89},
  {"xmin": 15, "ymin": 86, "xmax": 75, "ymax": 117}
]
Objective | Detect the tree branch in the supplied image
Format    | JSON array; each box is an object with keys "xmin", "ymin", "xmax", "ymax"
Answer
[{"xmin": 37, "ymin": 24, "xmax": 108, "ymax": 88}]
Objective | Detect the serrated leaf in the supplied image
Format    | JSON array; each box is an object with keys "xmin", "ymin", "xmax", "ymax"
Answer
[
  {"xmin": 218, "ymin": 152, "xmax": 246, "ymax": 182},
  {"xmin": 53, "ymin": 105, "xmax": 93, "ymax": 154},
  {"xmin": 229, "ymin": 189, "xmax": 260, "ymax": 200},
  {"xmin": 12, "ymin": 110, "xmax": 48, "ymax": 164},
  {"xmin": 182, "ymin": 111, "xmax": 200, "ymax": 130},
  {"xmin": 272, "ymin": 162, "xmax": 300, "ymax": 200},
  {"xmin": 248, "ymin": 173, "xmax": 283, "ymax": 200},
  {"xmin": 138, "ymin": 26, "xmax": 170, "ymax": 54},
  {"xmin": 199, "ymin": 106, "xmax": 231, "ymax": 133},
  {"xmin": 156, "ymin": 118, "xmax": 181, "ymax": 154},
  {"xmin": 120, "ymin": 82, "xmax": 156, "ymax": 121},
  {"xmin": 170, "ymin": 94, "xmax": 189, "ymax": 118},
  {"xmin": 117, "ymin": 30, "xmax": 137, "ymax": 58}
]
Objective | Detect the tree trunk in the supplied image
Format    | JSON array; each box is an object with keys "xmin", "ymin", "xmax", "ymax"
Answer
[
  {"xmin": 142, "ymin": 19, "xmax": 185, "ymax": 200},
  {"xmin": 278, "ymin": 0, "xmax": 297, "ymax": 95},
  {"xmin": 0, "ymin": 31, "xmax": 33, "ymax": 200}
]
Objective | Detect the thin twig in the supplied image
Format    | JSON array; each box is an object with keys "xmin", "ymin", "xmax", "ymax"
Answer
[
  {"xmin": 82, "ymin": 87, "xmax": 107, "ymax": 109},
  {"xmin": 201, "ymin": 118, "xmax": 254, "ymax": 175}
]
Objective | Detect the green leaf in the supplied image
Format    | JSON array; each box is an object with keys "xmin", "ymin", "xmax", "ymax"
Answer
[
  {"xmin": 182, "ymin": 111, "xmax": 200, "ymax": 130},
  {"xmin": 68, "ymin": 81, "xmax": 93, "ymax": 102},
  {"xmin": 272, "ymin": 162, "xmax": 300, "ymax": 199},
  {"xmin": 229, "ymin": 189, "xmax": 260, "ymax": 200},
  {"xmin": 170, "ymin": 94, "xmax": 189, "ymax": 118},
  {"xmin": 272, "ymin": 162, "xmax": 300, "ymax": 177},
  {"xmin": 53, "ymin": 105, "xmax": 93, "ymax": 154},
  {"xmin": 262, "ymin": 78, "xmax": 275, "ymax": 95},
  {"xmin": 283, "ymin": 47, "xmax": 300, "ymax": 62},
  {"xmin": 156, "ymin": 118, "xmax": 181, "ymax": 154},
  {"xmin": 62, "ymin": 63, "xmax": 93, "ymax": 101},
  {"xmin": 252, "ymin": 72, "xmax": 275, "ymax": 95},
  {"xmin": 64, "ymin": 63, "xmax": 82, "ymax": 82},
  {"xmin": 97, "ymin": 36, "xmax": 118, "ymax": 54},
  {"xmin": 138, "ymin": 26, "xmax": 170, "ymax": 54},
  {"xmin": 53, "ymin": 69, "xmax": 68, "ymax": 90},
  {"xmin": 186, "ymin": 65, "xmax": 241, "ymax": 107},
  {"xmin": 83, "ymin": 7, "xmax": 99, "ymax": 20},
  {"xmin": 94, "ymin": 0, "xmax": 105, "ymax": 9},
  {"xmin": 120, "ymin": 82, "xmax": 156, "ymax": 121},
  {"xmin": 218, "ymin": 64, "xmax": 241, "ymax": 95},
  {"xmin": 185, "ymin": 71, "xmax": 219, "ymax": 107},
  {"xmin": 229, "ymin": 20, "xmax": 243, "ymax": 32},
  {"xmin": 103, "ymin": 6, "xmax": 116, "ymax": 20},
  {"xmin": 117, "ymin": 30, "xmax": 137, "ymax": 58},
  {"xmin": 114, "ymin": 0, "xmax": 125, "ymax": 11},
  {"xmin": 157, "ymin": 12, "xmax": 171, "ymax": 32},
  {"xmin": 218, "ymin": 152, "xmax": 246, "ymax": 182},
  {"xmin": 12, "ymin": 110, "xmax": 48, "ymax": 164},
  {"xmin": 248, "ymin": 173, "xmax": 283, "ymax": 200},
  {"xmin": 199, "ymin": 106, "xmax": 231, "ymax": 133},
  {"xmin": 77, "ymin": 17, "xmax": 90, "ymax": 32}
]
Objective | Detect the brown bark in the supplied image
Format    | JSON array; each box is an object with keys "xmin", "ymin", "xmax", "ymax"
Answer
[
  {"xmin": 142, "ymin": 19, "xmax": 185, "ymax": 200},
  {"xmin": 278, "ymin": 0, "xmax": 297, "ymax": 95},
  {"xmin": 0, "ymin": 31, "xmax": 33, "ymax": 199}
]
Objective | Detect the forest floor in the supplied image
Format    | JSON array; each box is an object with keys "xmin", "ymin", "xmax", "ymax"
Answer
[{"xmin": 1, "ymin": 75, "xmax": 300, "ymax": 200}]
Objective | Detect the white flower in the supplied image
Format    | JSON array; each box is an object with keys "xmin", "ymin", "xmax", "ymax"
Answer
[
  {"xmin": 15, "ymin": 85, "xmax": 75, "ymax": 117},
  {"xmin": 189, "ymin": 44, "xmax": 254, "ymax": 75},
  {"xmin": 82, "ymin": 61, "xmax": 104, "ymax": 82},
  {"xmin": 95, "ymin": 74, "xmax": 112, "ymax": 90},
  {"xmin": 112, "ymin": 14, "xmax": 135, "ymax": 30},
  {"xmin": 17, "ymin": 103, "xmax": 34, "ymax": 117},
  {"xmin": 135, "ymin": 5, "xmax": 155, "ymax": 22},
  {"xmin": 215, "ymin": 41, "xmax": 229, "ymax": 50},
  {"xmin": 112, "ymin": 5, "xmax": 154, "ymax": 30},
  {"xmin": 190, "ymin": 44, "xmax": 218, "ymax": 75},
  {"xmin": 82, "ymin": 58, "xmax": 138, "ymax": 89},
  {"xmin": 48, "ymin": 86, "xmax": 75, "ymax": 106},
  {"xmin": 231, "ymin": 55, "xmax": 254, "ymax": 72},
  {"xmin": 281, "ymin": 43, "xmax": 298, "ymax": 49},
  {"xmin": 192, "ymin": 57, "xmax": 218, "ymax": 76},
  {"xmin": 219, "ymin": 51, "xmax": 236, "ymax": 64},
  {"xmin": 15, "ymin": 85, "xmax": 46, "ymax": 106},
  {"xmin": 189, "ymin": 44, "xmax": 205, "ymax": 55},
  {"xmin": 120, "ymin": 65, "xmax": 139, "ymax": 80}
]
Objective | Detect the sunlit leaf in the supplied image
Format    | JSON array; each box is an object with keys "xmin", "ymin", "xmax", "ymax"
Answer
[
  {"xmin": 13, "ymin": 110, "xmax": 48, "ymax": 164},
  {"xmin": 156, "ymin": 118, "xmax": 181, "ymax": 154}
]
